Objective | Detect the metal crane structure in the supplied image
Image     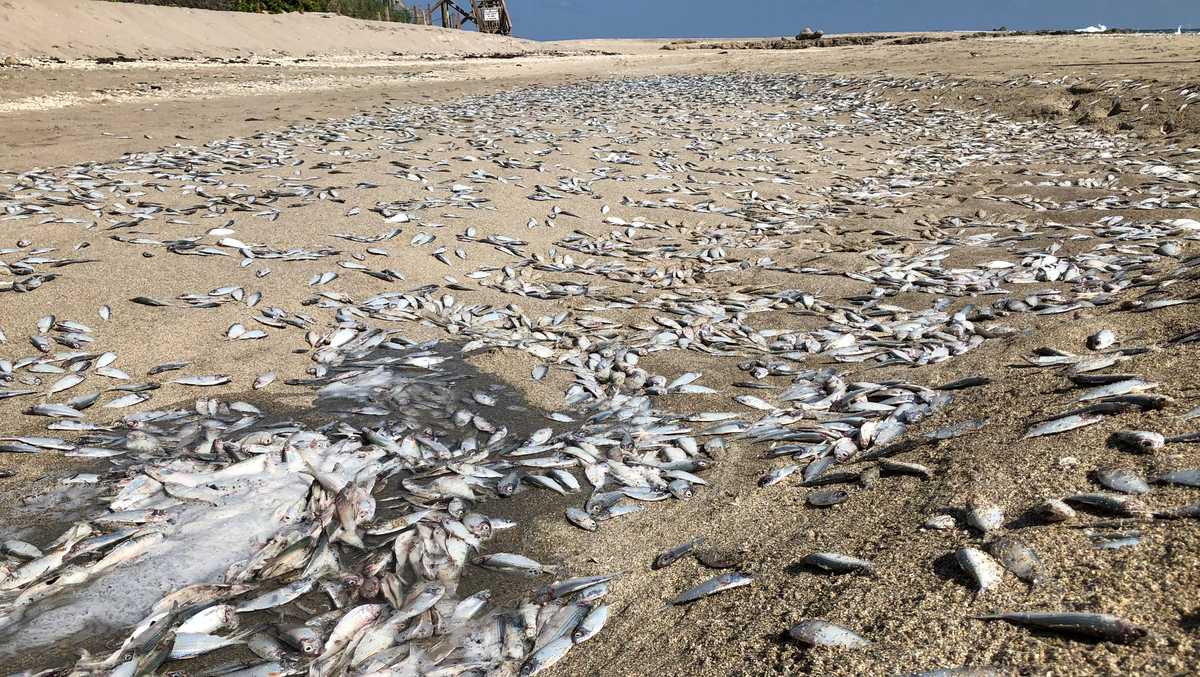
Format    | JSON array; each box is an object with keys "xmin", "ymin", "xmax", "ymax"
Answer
[{"xmin": 427, "ymin": 0, "xmax": 512, "ymax": 36}]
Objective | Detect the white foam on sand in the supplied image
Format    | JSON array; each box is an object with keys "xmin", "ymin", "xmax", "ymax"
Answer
[{"xmin": 0, "ymin": 471, "xmax": 310, "ymax": 656}]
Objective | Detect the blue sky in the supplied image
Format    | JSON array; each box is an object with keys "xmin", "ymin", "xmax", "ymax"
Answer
[{"xmin": 506, "ymin": 0, "xmax": 1199, "ymax": 41}]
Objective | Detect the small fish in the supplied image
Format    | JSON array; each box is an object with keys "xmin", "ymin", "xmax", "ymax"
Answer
[
  {"xmin": 172, "ymin": 375, "xmax": 231, "ymax": 387},
  {"xmin": 48, "ymin": 373, "xmax": 84, "ymax": 395},
  {"xmin": 787, "ymin": 619, "xmax": 871, "ymax": 648},
  {"xmin": 669, "ymin": 571, "xmax": 752, "ymax": 605},
  {"xmin": 170, "ymin": 631, "xmax": 248, "ymax": 659},
  {"xmin": 1086, "ymin": 329, "xmax": 1116, "ymax": 351},
  {"xmin": 148, "ymin": 361, "xmax": 189, "ymax": 375},
  {"xmin": 1154, "ymin": 469, "xmax": 1200, "ymax": 488},
  {"xmin": 801, "ymin": 552, "xmax": 874, "ymax": 575},
  {"xmin": 1065, "ymin": 493, "xmax": 1146, "ymax": 517},
  {"xmin": 565, "ymin": 507, "xmax": 597, "ymax": 531},
  {"xmin": 26, "ymin": 403, "xmax": 84, "ymax": 418},
  {"xmin": 1025, "ymin": 413, "xmax": 1103, "ymax": 438},
  {"xmin": 473, "ymin": 553, "xmax": 557, "ymax": 576},
  {"xmin": 130, "ymin": 296, "xmax": 170, "ymax": 307},
  {"xmin": 956, "ymin": 547, "xmax": 1003, "ymax": 593},
  {"xmin": 1093, "ymin": 532, "xmax": 1142, "ymax": 549},
  {"xmin": 807, "ymin": 489, "xmax": 849, "ymax": 507},
  {"xmin": 572, "ymin": 603, "xmax": 609, "ymax": 643},
  {"xmin": 1091, "ymin": 467, "xmax": 1150, "ymax": 494},
  {"xmin": 964, "ymin": 500, "xmax": 1003, "ymax": 533},
  {"xmin": 759, "ymin": 465, "xmax": 797, "ymax": 487},
  {"xmin": 1078, "ymin": 379, "xmax": 1157, "ymax": 402},
  {"xmin": 925, "ymin": 418, "xmax": 989, "ymax": 441},
  {"xmin": 1026, "ymin": 498, "xmax": 1075, "ymax": 524},
  {"xmin": 923, "ymin": 514, "xmax": 957, "ymax": 530},
  {"xmin": 253, "ymin": 372, "xmax": 276, "ymax": 390},
  {"xmin": 653, "ymin": 537, "xmax": 704, "ymax": 570},
  {"xmin": 880, "ymin": 459, "xmax": 932, "ymax": 480},
  {"xmin": 1153, "ymin": 503, "xmax": 1200, "ymax": 520},
  {"xmin": 937, "ymin": 376, "xmax": 991, "ymax": 391},
  {"xmin": 973, "ymin": 611, "xmax": 1147, "ymax": 643},
  {"xmin": 1107, "ymin": 430, "xmax": 1164, "ymax": 454},
  {"xmin": 984, "ymin": 537, "xmax": 1043, "ymax": 586},
  {"xmin": 735, "ymin": 394, "xmax": 776, "ymax": 411},
  {"xmin": 521, "ymin": 636, "xmax": 572, "ymax": 676},
  {"xmin": 695, "ymin": 549, "xmax": 743, "ymax": 569}
]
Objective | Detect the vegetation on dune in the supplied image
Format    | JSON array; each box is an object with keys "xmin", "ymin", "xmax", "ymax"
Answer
[{"xmin": 107, "ymin": 0, "xmax": 413, "ymax": 23}]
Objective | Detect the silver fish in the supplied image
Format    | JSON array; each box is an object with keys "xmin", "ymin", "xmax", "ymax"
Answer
[
  {"xmin": 669, "ymin": 571, "xmax": 752, "ymax": 605},
  {"xmin": 787, "ymin": 619, "xmax": 871, "ymax": 648}
]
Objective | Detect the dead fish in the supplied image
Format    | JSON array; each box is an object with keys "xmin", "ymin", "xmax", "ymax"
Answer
[
  {"xmin": 923, "ymin": 514, "xmax": 957, "ymax": 530},
  {"xmin": 1153, "ymin": 503, "xmax": 1200, "ymax": 520},
  {"xmin": 565, "ymin": 507, "xmax": 597, "ymax": 531},
  {"xmin": 880, "ymin": 459, "xmax": 932, "ymax": 480},
  {"xmin": 105, "ymin": 392, "xmax": 151, "ymax": 409},
  {"xmin": 984, "ymin": 537, "xmax": 1043, "ymax": 586},
  {"xmin": 973, "ymin": 611, "xmax": 1147, "ymax": 643},
  {"xmin": 572, "ymin": 603, "xmax": 609, "ymax": 643},
  {"xmin": 1078, "ymin": 379, "xmax": 1157, "ymax": 402},
  {"xmin": 130, "ymin": 296, "xmax": 170, "ymax": 307},
  {"xmin": 473, "ymin": 553, "xmax": 557, "ymax": 576},
  {"xmin": 148, "ymin": 361, "xmax": 189, "ymax": 375},
  {"xmin": 956, "ymin": 547, "xmax": 1003, "ymax": 593},
  {"xmin": 26, "ymin": 403, "xmax": 84, "ymax": 418},
  {"xmin": 759, "ymin": 465, "xmax": 798, "ymax": 487},
  {"xmin": 807, "ymin": 489, "xmax": 849, "ymax": 507},
  {"xmin": 1065, "ymin": 493, "xmax": 1146, "ymax": 517},
  {"xmin": 1091, "ymin": 468, "xmax": 1150, "ymax": 495},
  {"xmin": 1154, "ymin": 469, "xmax": 1200, "ymax": 488},
  {"xmin": 669, "ymin": 571, "xmax": 752, "ymax": 605},
  {"xmin": 653, "ymin": 537, "xmax": 704, "ymax": 570},
  {"xmin": 1093, "ymin": 533, "xmax": 1142, "ymax": 549},
  {"xmin": 964, "ymin": 501, "xmax": 1004, "ymax": 533},
  {"xmin": 786, "ymin": 619, "xmax": 871, "ymax": 648},
  {"xmin": 1098, "ymin": 393, "xmax": 1173, "ymax": 410},
  {"xmin": 48, "ymin": 373, "xmax": 84, "ymax": 395},
  {"xmin": 1086, "ymin": 329, "xmax": 1116, "ymax": 351},
  {"xmin": 801, "ymin": 552, "xmax": 874, "ymax": 575},
  {"xmin": 937, "ymin": 376, "xmax": 991, "ymax": 391},
  {"xmin": 253, "ymin": 372, "xmax": 276, "ymax": 390},
  {"xmin": 1025, "ymin": 413, "xmax": 1103, "ymax": 438},
  {"xmin": 170, "ymin": 629, "xmax": 251, "ymax": 660},
  {"xmin": 925, "ymin": 418, "xmax": 989, "ymax": 441},
  {"xmin": 520, "ymin": 636, "xmax": 572, "ymax": 676},
  {"xmin": 1107, "ymin": 430, "xmax": 1164, "ymax": 454},
  {"xmin": 172, "ymin": 375, "xmax": 231, "ymax": 387},
  {"xmin": 1068, "ymin": 373, "xmax": 1140, "ymax": 387},
  {"xmin": 695, "ymin": 549, "xmax": 743, "ymax": 569}
]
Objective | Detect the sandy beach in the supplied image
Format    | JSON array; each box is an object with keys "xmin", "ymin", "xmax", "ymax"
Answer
[{"xmin": 1, "ymin": 2, "xmax": 1199, "ymax": 675}]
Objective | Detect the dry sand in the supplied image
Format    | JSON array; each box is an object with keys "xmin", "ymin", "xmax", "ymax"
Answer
[
  {"xmin": 1, "ymin": 5, "xmax": 1200, "ymax": 675},
  {"xmin": 0, "ymin": 0, "xmax": 535, "ymax": 61}
]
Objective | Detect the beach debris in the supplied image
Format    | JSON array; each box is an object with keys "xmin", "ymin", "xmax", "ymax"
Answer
[
  {"xmin": 787, "ymin": 620, "xmax": 871, "ymax": 648},
  {"xmin": 974, "ymin": 611, "xmax": 1147, "ymax": 643}
]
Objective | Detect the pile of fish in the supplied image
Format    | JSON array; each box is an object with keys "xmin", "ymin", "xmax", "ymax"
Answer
[
  {"xmin": 1, "ymin": 72, "xmax": 1199, "ymax": 673},
  {"xmin": 1, "ymin": 331, "xmax": 730, "ymax": 675}
]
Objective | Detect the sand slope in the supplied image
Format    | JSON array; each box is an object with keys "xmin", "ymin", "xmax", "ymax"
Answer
[{"xmin": 0, "ymin": 0, "xmax": 535, "ymax": 60}]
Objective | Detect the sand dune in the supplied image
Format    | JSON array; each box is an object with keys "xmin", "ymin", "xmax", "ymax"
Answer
[{"xmin": 0, "ymin": 0, "xmax": 534, "ymax": 60}]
